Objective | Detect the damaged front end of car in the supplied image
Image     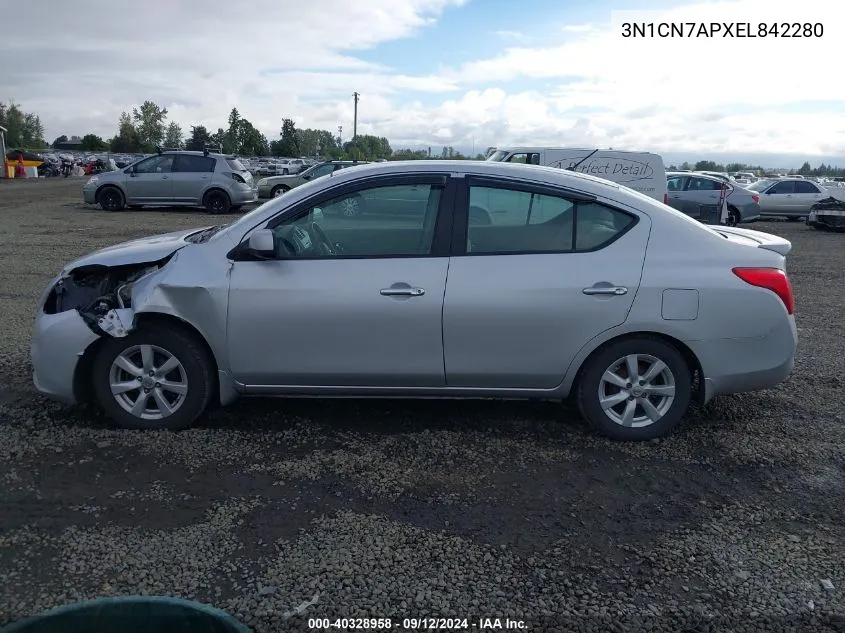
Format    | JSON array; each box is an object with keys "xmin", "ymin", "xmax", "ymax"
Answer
[{"xmin": 43, "ymin": 255, "xmax": 174, "ymax": 338}]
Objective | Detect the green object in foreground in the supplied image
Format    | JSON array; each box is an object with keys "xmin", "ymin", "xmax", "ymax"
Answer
[{"xmin": 0, "ymin": 596, "xmax": 253, "ymax": 633}]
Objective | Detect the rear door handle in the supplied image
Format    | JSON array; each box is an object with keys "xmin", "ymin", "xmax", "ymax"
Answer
[
  {"xmin": 380, "ymin": 287, "xmax": 425, "ymax": 296},
  {"xmin": 583, "ymin": 286, "xmax": 627, "ymax": 296}
]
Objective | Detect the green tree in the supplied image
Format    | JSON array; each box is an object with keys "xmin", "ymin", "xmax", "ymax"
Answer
[
  {"xmin": 234, "ymin": 119, "xmax": 269, "ymax": 156},
  {"xmin": 0, "ymin": 101, "xmax": 48, "ymax": 148},
  {"xmin": 391, "ymin": 148, "xmax": 429, "ymax": 160},
  {"xmin": 210, "ymin": 127, "xmax": 228, "ymax": 152},
  {"xmin": 79, "ymin": 134, "xmax": 107, "ymax": 151},
  {"xmin": 52, "ymin": 134, "xmax": 68, "ymax": 147},
  {"xmin": 109, "ymin": 111, "xmax": 141, "ymax": 152},
  {"xmin": 163, "ymin": 121, "xmax": 183, "ymax": 149},
  {"xmin": 131, "ymin": 100, "xmax": 168, "ymax": 151},
  {"xmin": 185, "ymin": 125, "xmax": 213, "ymax": 151},
  {"xmin": 225, "ymin": 108, "xmax": 241, "ymax": 154},
  {"xmin": 294, "ymin": 128, "xmax": 339, "ymax": 157},
  {"xmin": 798, "ymin": 161, "xmax": 812, "ymax": 175},
  {"xmin": 273, "ymin": 118, "xmax": 300, "ymax": 157}
]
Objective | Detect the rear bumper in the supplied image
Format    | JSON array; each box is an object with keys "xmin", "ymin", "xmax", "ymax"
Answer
[
  {"xmin": 690, "ymin": 316, "xmax": 797, "ymax": 403},
  {"xmin": 231, "ymin": 187, "xmax": 258, "ymax": 205}
]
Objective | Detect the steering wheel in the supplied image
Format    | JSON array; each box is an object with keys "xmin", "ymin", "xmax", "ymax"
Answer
[{"xmin": 310, "ymin": 222, "xmax": 336, "ymax": 256}]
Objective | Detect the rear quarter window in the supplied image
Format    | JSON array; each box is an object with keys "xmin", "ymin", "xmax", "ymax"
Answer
[{"xmin": 226, "ymin": 158, "xmax": 247, "ymax": 171}]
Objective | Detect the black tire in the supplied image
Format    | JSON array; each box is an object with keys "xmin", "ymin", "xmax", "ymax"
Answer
[
  {"xmin": 271, "ymin": 185, "xmax": 289, "ymax": 198},
  {"xmin": 203, "ymin": 190, "xmax": 231, "ymax": 214},
  {"xmin": 92, "ymin": 325, "xmax": 214, "ymax": 430},
  {"xmin": 576, "ymin": 337, "xmax": 692, "ymax": 441},
  {"xmin": 726, "ymin": 207, "xmax": 740, "ymax": 226},
  {"xmin": 98, "ymin": 186, "xmax": 125, "ymax": 212}
]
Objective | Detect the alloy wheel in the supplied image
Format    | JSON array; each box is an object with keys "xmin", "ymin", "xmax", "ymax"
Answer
[
  {"xmin": 597, "ymin": 353, "xmax": 676, "ymax": 428},
  {"xmin": 108, "ymin": 344, "xmax": 188, "ymax": 420}
]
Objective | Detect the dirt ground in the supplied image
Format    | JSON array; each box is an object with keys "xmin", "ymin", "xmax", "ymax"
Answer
[{"xmin": 0, "ymin": 177, "xmax": 843, "ymax": 632}]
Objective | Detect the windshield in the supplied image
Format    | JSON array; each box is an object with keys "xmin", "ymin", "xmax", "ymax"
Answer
[
  {"xmin": 486, "ymin": 150, "xmax": 509, "ymax": 162},
  {"xmin": 226, "ymin": 158, "xmax": 247, "ymax": 171}
]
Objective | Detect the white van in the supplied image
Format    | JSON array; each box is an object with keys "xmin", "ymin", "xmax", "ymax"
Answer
[{"xmin": 486, "ymin": 147, "xmax": 668, "ymax": 204}]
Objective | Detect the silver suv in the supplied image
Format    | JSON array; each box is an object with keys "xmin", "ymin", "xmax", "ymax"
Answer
[{"xmin": 82, "ymin": 149, "xmax": 258, "ymax": 214}]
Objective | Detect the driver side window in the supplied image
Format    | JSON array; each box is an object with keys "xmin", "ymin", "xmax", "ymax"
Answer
[
  {"xmin": 270, "ymin": 183, "xmax": 443, "ymax": 259},
  {"xmin": 134, "ymin": 155, "xmax": 175, "ymax": 174}
]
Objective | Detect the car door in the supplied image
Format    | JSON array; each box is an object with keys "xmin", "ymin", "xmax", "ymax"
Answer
[
  {"xmin": 666, "ymin": 175, "xmax": 690, "ymax": 214},
  {"xmin": 226, "ymin": 174, "xmax": 453, "ymax": 387},
  {"xmin": 171, "ymin": 154, "xmax": 215, "ymax": 203},
  {"xmin": 124, "ymin": 154, "xmax": 175, "ymax": 204},
  {"xmin": 793, "ymin": 180, "xmax": 824, "ymax": 213},
  {"xmin": 758, "ymin": 180, "xmax": 795, "ymax": 215},
  {"xmin": 684, "ymin": 176, "xmax": 724, "ymax": 223},
  {"xmin": 442, "ymin": 177, "xmax": 649, "ymax": 389}
]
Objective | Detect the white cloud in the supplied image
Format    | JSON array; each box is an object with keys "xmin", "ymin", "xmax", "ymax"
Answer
[{"xmin": 1, "ymin": 0, "xmax": 844, "ymax": 158}]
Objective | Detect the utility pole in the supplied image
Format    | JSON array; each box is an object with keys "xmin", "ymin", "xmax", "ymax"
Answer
[
  {"xmin": 352, "ymin": 92, "xmax": 359, "ymax": 140},
  {"xmin": 337, "ymin": 125, "xmax": 342, "ymax": 146}
]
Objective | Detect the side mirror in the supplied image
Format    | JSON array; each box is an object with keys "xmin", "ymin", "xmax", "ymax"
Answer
[
  {"xmin": 246, "ymin": 229, "xmax": 275, "ymax": 257},
  {"xmin": 302, "ymin": 173, "xmax": 311, "ymax": 180}
]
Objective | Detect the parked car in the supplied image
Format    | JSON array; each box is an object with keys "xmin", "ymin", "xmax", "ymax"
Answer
[
  {"xmin": 33, "ymin": 161, "xmax": 797, "ymax": 441},
  {"xmin": 256, "ymin": 160, "xmax": 366, "ymax": 198},
  {"xmin": 747, "ymin": 178, "xmax": 827, "ymax": 219},
  {"xmin": 82, "ymin": 150, "xmax": 258, "ymax": 214},
  {"xmin": 666, "ymin": 172, "xmax": 760, "ymax": 225}
]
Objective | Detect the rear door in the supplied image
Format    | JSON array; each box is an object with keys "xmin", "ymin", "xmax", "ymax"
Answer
[
  {"xmin": 684, "ymin": 176, "xmax": 723, "ymax": 223},
  {"xmin": 442, "ymin": 177, "xmax": 650, "ymax": 389},
  {"xmin": 172, "ymin": 154, "xmax": 216, "ymax": 203},
  {"xmin": 793, "ymin": 180, "xmax": 824, "ymax": 213}
]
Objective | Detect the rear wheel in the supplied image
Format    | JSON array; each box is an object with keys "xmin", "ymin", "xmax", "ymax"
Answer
[
  {"xmin": 203, "ymin": 190, "xmax": 231, "ymax": 214},
  {"xmin": 271, "ymin": 185, "xmax": 289, "ymax": 197},
  {"xmin": 98, "ymin": 187, "xmax": 125, "ymax": 212},
  {"xmin": 92, "ymin": 325, "xmax": 214, "ymax": 430},
  {"xmin": 726, "ymin": 207, "xmax": 740, "ymax": 226},
  {"xmin": 576, "ymin": 337, "xmax": 692, "ymax": 441}
]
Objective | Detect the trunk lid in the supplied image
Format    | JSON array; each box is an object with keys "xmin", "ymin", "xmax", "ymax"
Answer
[{"xmin": 709, "ymin": 225, "xmax": 792, "ymax": 256}]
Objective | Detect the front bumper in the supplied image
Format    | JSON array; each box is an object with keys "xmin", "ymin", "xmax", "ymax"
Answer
[
  {"xmin": 258, "ymin": 185, "xmax": 275, "ymax": 199},
  {"xmin": 31, "ymin": 308, "xmax": 99, "ymax": 405},
  {"xmin": 82, "ymin": 185, "xmax": 97, "ymax": 204}
]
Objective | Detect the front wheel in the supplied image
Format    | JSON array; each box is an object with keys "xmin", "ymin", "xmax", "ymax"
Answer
[
  {"xmin": 203, "ymin": 190, "xmax": 231, "ymax": 214},
  {"xmin": 576, "ymin": 337, "xmax": 692, "ymax": 441},
  {"xmin": 92, "ymin": 325, "xmax": 214, "ymax": 430},
  {"xmin": 98, "ymin": 186, "xmax": 125, "ymax": 212},
  {"xmin": 271, "ymin": 185, "xmax": 289, "ymax": 197}
]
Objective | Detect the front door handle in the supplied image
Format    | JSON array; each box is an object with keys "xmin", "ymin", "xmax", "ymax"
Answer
[
  {"xmin": 380, "ymin": 287, "xmax": 425, "ymax": 296},
  {"xmin": 583, "ymin": 286, "xmax": 627, "ymax": 296}
]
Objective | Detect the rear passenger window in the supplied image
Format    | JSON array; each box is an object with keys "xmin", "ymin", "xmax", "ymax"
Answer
[
  {"xmin": 175, "ymin": 155, "xmax": 216, "ymax": 173},
  {"xmin": 466, "ymin": 185, "xmax": 634, "ymax": 254}
]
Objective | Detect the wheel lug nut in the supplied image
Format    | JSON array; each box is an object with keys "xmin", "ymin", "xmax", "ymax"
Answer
[
  {"xmin": 137, "ymin": 376, "xmax": 143, "ymax": 381},
  {"xmin": 628, "ymin": 395, "xmax": 635, "ymax": 401},
  {"xmin": 143, "ymin": 388, "xmax": 150, "ymax": 393},
  {"xmin": 148, "ymin": 370, "xmax": 154, "ymax": 376},
  {"xmin": 155, "ymin": 383, "xmax": 161, "ymax": 388},
  {"xmin": 625, "ymin": 383, "xmax": 632, "ymax": 389}
]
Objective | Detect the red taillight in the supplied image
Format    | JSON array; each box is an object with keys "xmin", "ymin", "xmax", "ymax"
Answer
[
  {"xmin": 732, "ymin": 267, "xmax": 794, "ymax": 314},
  {"xmin": 663, "ymin": 192, "xmax": 669, "ymax": 204},
  {"xmin": 229, "ymin": 172, "xmax": 246, "ymax": 183},
  {"xmin": 752, "ymin": 194, "xmax": 759, "ymax": 205}
]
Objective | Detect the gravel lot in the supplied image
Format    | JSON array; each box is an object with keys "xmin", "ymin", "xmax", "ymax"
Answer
[{"xmin": 1, "ymin": 177, "xmax": 843, "ymax": 632}]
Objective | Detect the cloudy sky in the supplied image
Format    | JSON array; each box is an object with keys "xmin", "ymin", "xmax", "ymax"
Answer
[{"xmin": 1, "ymin": 0, "xmax": 840, "ymax": 158}]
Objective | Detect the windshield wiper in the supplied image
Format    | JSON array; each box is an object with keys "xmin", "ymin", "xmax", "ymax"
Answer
[{"xmin": 191, "ymin": 224, "xmax": 226, "ymax": 243}]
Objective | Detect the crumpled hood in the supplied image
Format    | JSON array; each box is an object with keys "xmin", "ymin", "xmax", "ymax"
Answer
[{"xmin": 63, "ymin": 227, "xmax": 209, "ymax": 272}]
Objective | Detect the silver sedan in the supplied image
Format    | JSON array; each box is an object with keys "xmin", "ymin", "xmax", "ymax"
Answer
[{"xmin": 31, "ymin": 161, "xmax": 798, "ymax": 441}]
